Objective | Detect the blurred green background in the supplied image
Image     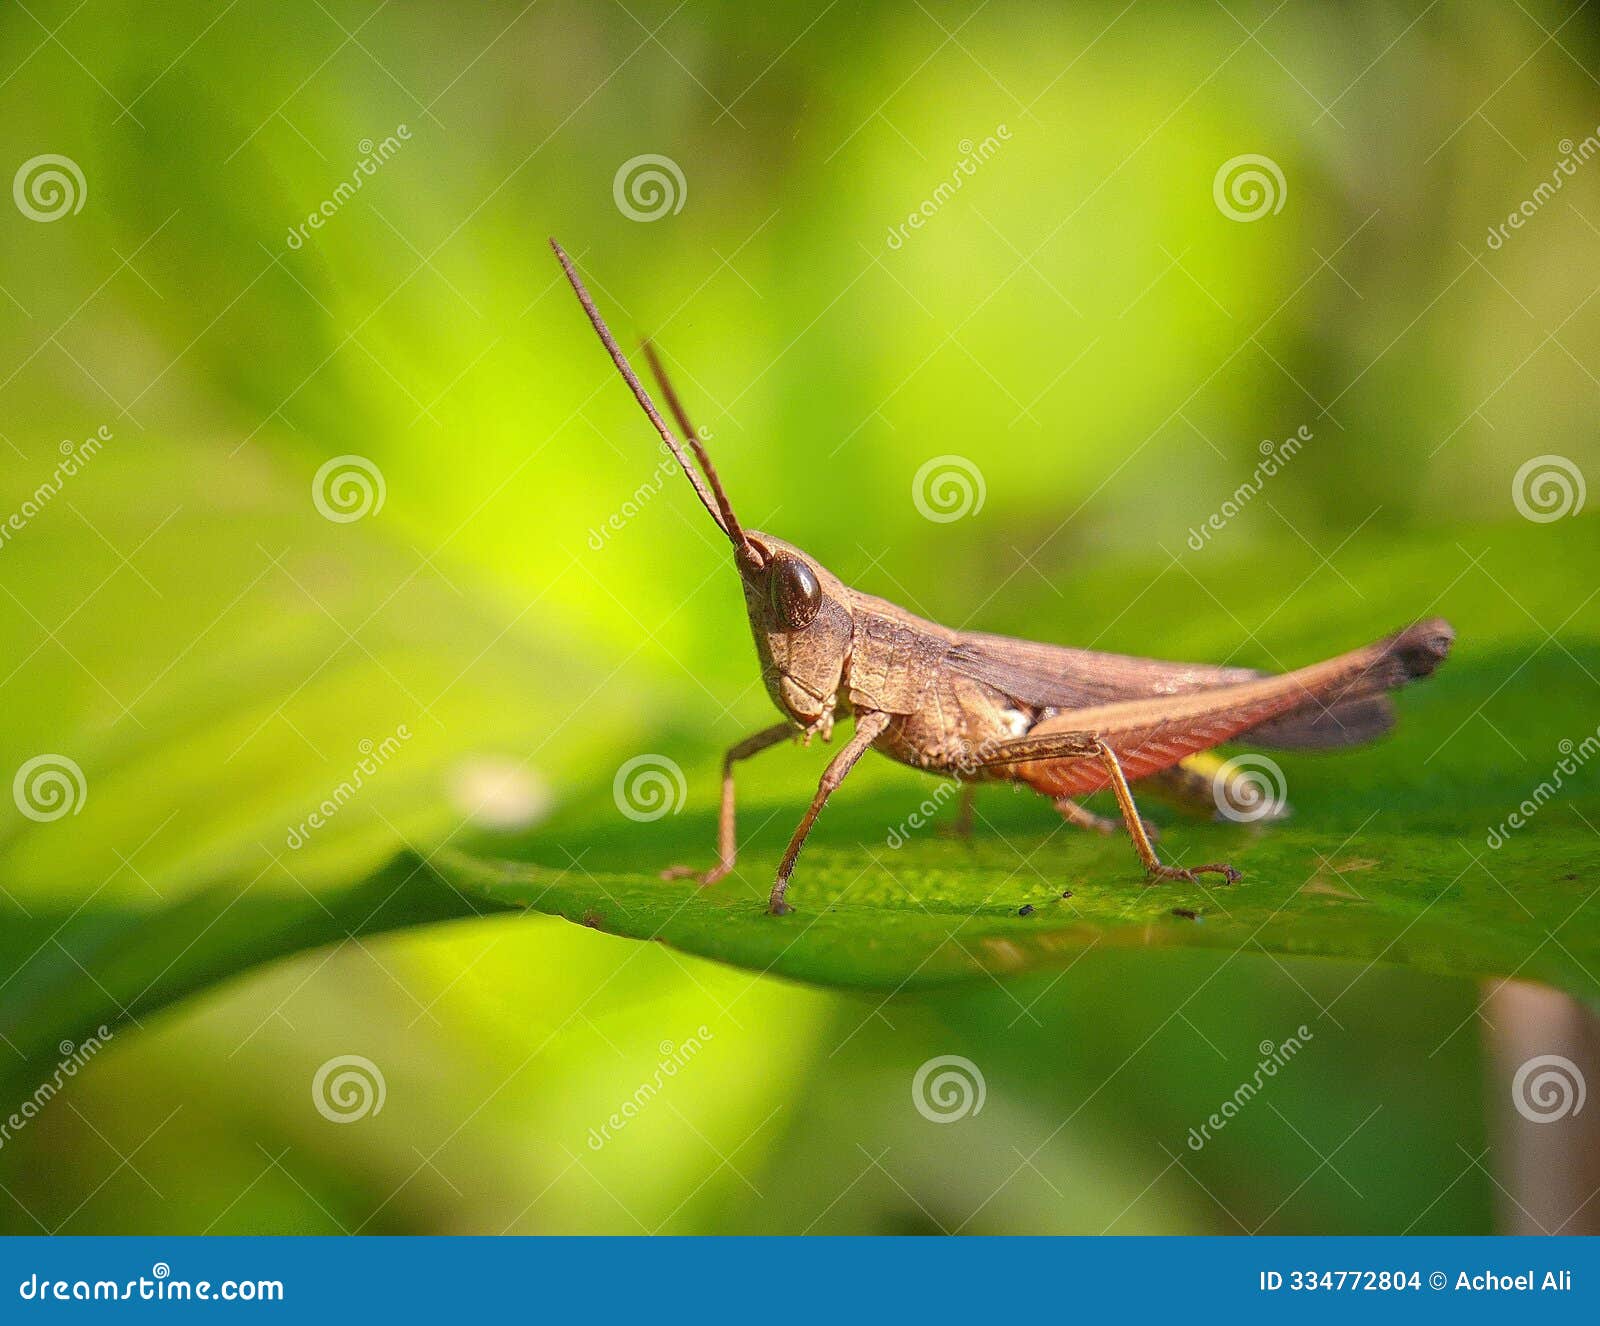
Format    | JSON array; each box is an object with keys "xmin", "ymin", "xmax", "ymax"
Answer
[{"xmin": 1, "ymin": 0, "xmax": 1599, "ymax": 1234}]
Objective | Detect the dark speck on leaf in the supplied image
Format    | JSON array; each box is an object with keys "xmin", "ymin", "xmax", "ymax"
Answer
[
  {"xmin": 1171, "ymin": 907, "xmax": 1199, "ymax": 921},
  {"xmin": 581, "ymin": 909, "xmax": 604, "ymax": 929},
  {"xmin": 1061, "ymin": 889, "xmax": 1073, "ymax": 899},
  {"xmin": 1017, "ymin": 904, "xmax": 1035, "ymax": 917}
]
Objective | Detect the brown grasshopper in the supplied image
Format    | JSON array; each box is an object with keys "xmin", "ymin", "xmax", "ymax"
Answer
[{"xmin": 551, "ymin": 239, "xmax": 1454, "ymax": 916}]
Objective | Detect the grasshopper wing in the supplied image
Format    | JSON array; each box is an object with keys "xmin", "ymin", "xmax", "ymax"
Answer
[
  {"xmin": 946, "ymin": 633, "xmax": 1397, "ymax": 750},
  {"xmin": 946, "ymin": 633, "xmax": 1260, "ymax": 708},
  {"xmin": 1011, "ymin": 619, "xmax": 1453, "ymax": 797}
]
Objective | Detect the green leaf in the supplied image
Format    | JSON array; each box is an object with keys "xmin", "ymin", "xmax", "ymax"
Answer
[
  {"xmin": 435, "ymin": 799, "xmax": 1600, "ymax": 1001},
  {"xmin": 0, "ymin": 855, "xmax": 520, "ymax": 1097}
]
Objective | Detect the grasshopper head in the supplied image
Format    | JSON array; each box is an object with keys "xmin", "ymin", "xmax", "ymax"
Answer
[{"xmin": 736, "ymin": 533, "xmax": 853, "ymax": 729}]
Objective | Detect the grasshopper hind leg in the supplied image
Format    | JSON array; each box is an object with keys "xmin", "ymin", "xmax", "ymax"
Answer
[{"xmin": 973, "ymin": 731, "xmax": 1240, "ymax": 886}]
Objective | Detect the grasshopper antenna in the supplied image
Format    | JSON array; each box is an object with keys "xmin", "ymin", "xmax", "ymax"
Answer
[
  {"xmin": 550, "ymin": 238, "xmax": 760, "ymax": 567},
  {"xmin": 640, "ymin": 339, "xmax": 748, "ymax": 553}
]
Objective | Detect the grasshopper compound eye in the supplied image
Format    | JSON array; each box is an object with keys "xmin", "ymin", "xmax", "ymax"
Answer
[{"xmin": 769, "ymin": 554, "xmax": 821, "ymax": 631}]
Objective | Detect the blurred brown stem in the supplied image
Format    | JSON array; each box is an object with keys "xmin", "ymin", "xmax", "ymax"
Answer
[{"xmin": 1483, "ymin": 980, "xmax": 1600, "ymax": 1234}]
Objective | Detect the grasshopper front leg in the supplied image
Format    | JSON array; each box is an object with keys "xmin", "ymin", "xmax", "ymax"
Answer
[
  {"xmin": 663, "ymin": 722, "xmax": 794, "ymax": 887},
  {"xmin": 769, "ymin": 710, "xmax": 892, "ymax": 916},
  {"xmin": 977, "ymin": 731, "xmax": 1240, "ymax": 885}
]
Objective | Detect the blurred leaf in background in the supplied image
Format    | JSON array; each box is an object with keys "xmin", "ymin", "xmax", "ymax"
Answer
[{"xmin": 0, "ymin": 0, "xmax": 1597, "ymax": 1235}]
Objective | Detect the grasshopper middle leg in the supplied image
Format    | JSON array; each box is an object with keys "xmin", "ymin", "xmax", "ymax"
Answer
[
  {"xmin": 1054, "ymin": 795, "xmax": 1161, "ymax": 842},
  {"xmin": 938, "ymin": 783, "xmax": 977, "ymax": 838}
]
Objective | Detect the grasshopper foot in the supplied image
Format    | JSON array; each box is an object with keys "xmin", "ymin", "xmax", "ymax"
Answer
[
  {"xmin": 662, "ymin": 863, "xmax": 730, "ymax": 887},
  {"xmin": 766, "ymin": 874, "xmax": 796, "ymax": 916},
  {"xmin": 1145, "ymin": 861, "xmax": 1241, "ymax": 886}
]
